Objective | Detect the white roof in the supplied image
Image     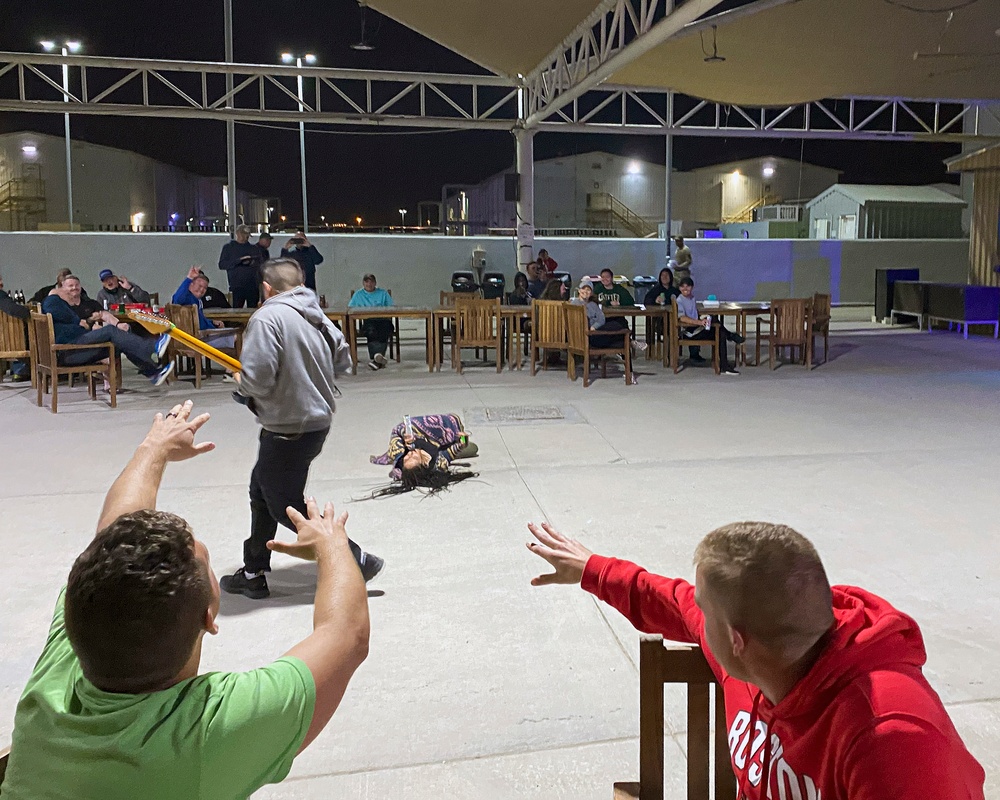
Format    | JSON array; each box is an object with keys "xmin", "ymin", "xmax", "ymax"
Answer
[{"xmin": 806, "ymin": 184, "xmax": 967, "ymax": 208}]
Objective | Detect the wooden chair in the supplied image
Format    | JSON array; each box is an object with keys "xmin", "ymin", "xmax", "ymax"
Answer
[
  {"xmin": 529, "ymin": 299, "xmax": 570, "ymax": 375},
  {"xmin": 810, "ymin": 292, "xmax": 831, "ymax": 366},
  {"xmin": 350, "ymin": 288, "xmax": 401, "ymax": 361},
  {"xmin": 165, "ymin": 304, "xmax": 241, "ymax": 388},
  {"xmin": 453, "ymin": 297, "xmax": 502, "ymax": 373},
  {"xmin": 0, "ymin": 307, "xmax": 34, "ymax": 387},
  {"xmin": 30, "ymin": 312, "xmax": 117, "ymax": 413},
  {"xmin": 755, "ymin": 298, "xmax": 811, "ymax": 369},
  {"xmin": 613, "ymin": 638, "xmax": 735, "ymax": 800},
  {"xmin": 564, "ymin": 303, "xmax": 632, "ymax": 387},
  {"xmin": 670, "ymin": 298, "xmax": 720, "ymax": 375}
]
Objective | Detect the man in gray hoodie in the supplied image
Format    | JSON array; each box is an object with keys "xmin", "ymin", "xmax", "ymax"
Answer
[{"xmin": 221, "ymin": 258, "xmax": 383, "ymax": 599}]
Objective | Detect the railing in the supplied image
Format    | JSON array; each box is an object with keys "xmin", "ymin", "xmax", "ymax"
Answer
[
  {"xmin": 755, "ymin": 204, "xmax": 803, "ymax": 222},
  {"xmin": 723, "ymin": 194, "xmax": 779, "ymax": 224},
  {"xmin": 587, "ymin": 192, "xmax": 659, "ymax": 237}
]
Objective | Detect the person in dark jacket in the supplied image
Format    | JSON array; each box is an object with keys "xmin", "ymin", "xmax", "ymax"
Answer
[
  {"xmin": 196, "ymin": 270, "xmax": 231, "ymax": 309},
  {"xmin": 218, "ymin": 225, "xmax": 264, "ymax": 308},
  {"xmin": 41, "ymin": 276, "xmax": 173, "ymax": 385},
  {"xmin": 31, "ymin": 268, "xmax": 93, "ymax": 306},
  {"xmin": 643, "ymin": 267, "xmax": 680, "ymax": 307},
  {"xmin": 0, "ymin": 273, "xmax": 30, "ymax": 380},
  {"xmin": 256, "ymin": 232, "xmax": 272, "ymax": 263},
  {"xmin": 280, "ymin": 230, "xmax": 324, "ymax": 292}
]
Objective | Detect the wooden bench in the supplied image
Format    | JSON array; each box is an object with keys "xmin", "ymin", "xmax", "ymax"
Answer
[{"xmin": 614, "ymin": 637, "xmax": 735, "ymax": 800}]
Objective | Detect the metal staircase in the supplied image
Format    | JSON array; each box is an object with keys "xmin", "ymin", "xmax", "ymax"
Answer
[
  {"xmin": 722, "ymin": 193, "xmax": 780, "ymax": 224},
  {"xmin": 0, "ymin": 165, "xmax": 46, "ymax": 230},
  {"xmin": 586, "ymin": 192, "xmax": 658, "ymax": 238}
]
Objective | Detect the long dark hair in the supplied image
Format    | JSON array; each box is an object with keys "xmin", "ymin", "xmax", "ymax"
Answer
[
  {"xmin": 658, "ymin": 267, "xmax": 674, "ymax": 288},
  {"xmin": 365, "ymin": 465, "xmax": 480, "ymax": 499}
]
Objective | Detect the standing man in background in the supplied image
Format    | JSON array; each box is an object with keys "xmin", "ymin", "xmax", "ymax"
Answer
[
  {"xmin": 673, "ymin": 237, "xmax": 693, "ymax": 283},
  {"xmin": 218, "ymin": 225, "xmax": 264, "ymax": 309},
  {"xmin": 281, "ymin": 230, "xmax": 325, "ymax": 292},
  {"xmin": 256, "ymin": 231, "xmax": 273, "ymax": 263}
]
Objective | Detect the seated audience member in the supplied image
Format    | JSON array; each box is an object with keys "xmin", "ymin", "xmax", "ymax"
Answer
[
  {"xmin": 173, "ymin": 267, "xmax": 238, "ymax": 352},
  {"xmin": 506, "ymin": 271, "xmax": 533, "ymax": 305},
  {"xmin": 196, "ymin": 270, "xmax": 231, "ymax": 309},
  {"xmin": 348, "ymin": 273, "xmax": 395, "ymax": 371},
  {"xmin": 676, "ymin": 276, "xmax": 742, "ymax": 375},
  {"xmin": 0, "ymin": 272, "xmax": 31, "ymax": 381},
  {"xmin": 96, "ymin": 270, "xmax": 151, "ymax": 308},
  {"xmin": 526, "ymin": 261, "xmax": 548, "ymax": 298},
  {"xmin": 594, "ymin": 268, "xmax": 646, "ymax": 353},
  {"xmin": 537, "ymin": 248, "xmax": 558, "ymax": 280},
  {"xmin": 1, "ymin": 402, "xmax": 371, "ymax": 798},
  {"xmin": 41, "ymin": 276, "xmax": 173, "ymax": 386},
  {"xmin": 369, "ymin": 413, "xmax": 478, "ymax": 496},
  {"xmin": 31, "ymin": 268, "xmax": 91, "ymax": 306},
  {"xmin": 540, "ymin": 275, "xmax": 570, "ymax": 301},
  {"xmin": 644, "ymin": 266, "xmax": 680, "ymax": 307},
  {"xmin": 571, "ymin": 279, "xmax": 637, "ymax": 383},
  {"xmin": 525, "ymin": 520, "xmax": 986, "ymax": 799}
]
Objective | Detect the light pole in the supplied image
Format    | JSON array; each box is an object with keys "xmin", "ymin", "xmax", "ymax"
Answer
[
  {"xmin": 398, "ymin": 208, "xmax": 407, "ymax": 227},
  {"xmin": 281, "ymin": 51, "xmax": 316, "ymax": 233},
  {"xmin": 40, "ymin": 39, "xmax": 81, "ymax": 228}
]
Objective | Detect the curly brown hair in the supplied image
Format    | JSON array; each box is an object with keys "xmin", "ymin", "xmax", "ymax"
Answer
[{"xmin": 65, "ymin": 510, "xmax": 213, "ymax": 693}]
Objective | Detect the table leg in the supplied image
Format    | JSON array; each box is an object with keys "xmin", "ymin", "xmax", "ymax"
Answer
[
  {"xmin": 347, "ymin": 317, "xmax": 359, "ymax": 372},
  {"xmin": 425, "ymin": 316, "xmax": 434, "ymax": 372}
]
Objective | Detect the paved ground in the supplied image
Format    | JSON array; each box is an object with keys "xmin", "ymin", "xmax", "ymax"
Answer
[{"xmin": 1, "ymin": 314, "xmax": 996, "ymax": 798}]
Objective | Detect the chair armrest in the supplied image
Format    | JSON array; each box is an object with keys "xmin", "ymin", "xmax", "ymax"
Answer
[
  {"xmin": 586, "ymin": 329, "xmax": 628, "ymax": 338},
  {"xmin": 52, "ymin": 342, "xmax": 114, "ymax": 353}
]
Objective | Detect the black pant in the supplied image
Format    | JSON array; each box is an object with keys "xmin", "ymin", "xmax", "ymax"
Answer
[
  {"xmin": 244, "ymin": 427, "xmax": 363, "ymax": 573},
  {"xmin": 230, "ymin": 286, "xmax": 259, "ymax": 309},
  {"xmin": 59, "ymin": 326, "xmax": 159, "ymax": 375},
  {"xmin": 362, "ymin": 318, "xmax": 393, "ymax": 360},
  {"xmin": 687, "ymin": 320, "xmax": 732, "ymax": 369}
]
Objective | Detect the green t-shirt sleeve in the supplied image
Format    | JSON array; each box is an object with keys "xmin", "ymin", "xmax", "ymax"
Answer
[
  {"xmin": 201, "ymin": 656, "xmax": 316, "ymax": 796},
  {"xmin": 618, "ymin": 286, "xmax": 635, "ymax": 306}
]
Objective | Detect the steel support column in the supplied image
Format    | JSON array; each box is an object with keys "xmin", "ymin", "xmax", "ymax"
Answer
[
  {"xmin": 515, "ymin": 126, "xmax": 534, "ymax": 272},
  {"xmin": 224, "ymin": 0, "xmax": 237, "ymax": 232}
]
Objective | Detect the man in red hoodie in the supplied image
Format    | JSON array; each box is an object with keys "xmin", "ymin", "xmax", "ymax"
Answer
[{"xmin": 526, "ymin": 520, "xmax": 985, "ymax": 799}]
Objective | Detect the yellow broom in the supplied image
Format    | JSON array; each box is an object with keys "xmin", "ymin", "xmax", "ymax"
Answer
[{"xmin": 128, "ymin": 309, "xmax": 242, "ymax": 372}]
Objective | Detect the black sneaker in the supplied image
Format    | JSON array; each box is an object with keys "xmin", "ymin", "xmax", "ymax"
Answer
[
  {"xmin": 689, "ymin": 354, "xmax": 707, "ymax": 364},
  {"xmin": 722, "ymin": 367, "xmax": 740, "ymax": 375},
  {"xmin": 220, "ymin": 568, "xmax": 270, "ymax": 599},
  {"xmin": 360, "ymin": 553, "xmax": 384, "ymax": 583}
]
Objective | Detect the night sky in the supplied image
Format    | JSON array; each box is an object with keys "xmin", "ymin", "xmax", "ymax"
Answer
[{"xmin": 0, "ymin": 0, "xmax": 962, "ymax": 225}]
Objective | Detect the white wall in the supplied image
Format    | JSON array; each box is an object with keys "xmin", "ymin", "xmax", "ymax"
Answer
[{"xmin": 0, "ymin": 232, "xmax": 969, "ymax": 307}]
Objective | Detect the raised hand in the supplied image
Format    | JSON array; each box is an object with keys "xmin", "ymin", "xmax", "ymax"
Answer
[
  {"xmin": 267, "ymin": 498, "xmax": 348, "ymax": 561},
  {"xmin": 187, "ymin": 265, "xmax": 201, "ymax": 281},
  {"xmin": 526, "ymin": 522, "xmax": 593, "ymax": 586},
  {"xmin": 144, "ymin": 400, "xmax": 215, "ymax": 462}
]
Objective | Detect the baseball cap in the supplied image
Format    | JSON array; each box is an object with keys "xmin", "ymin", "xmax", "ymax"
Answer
[
  {"xmin": 578, "ymin": 279, "xmax": 594, "ymax": 289},
  {"xmin": 363, "ymin": 273, "xmax": 376, "ymax": 282},
  {"xmin": 99, "ymin": 269, "xmax": 114, "ymax": 281}
]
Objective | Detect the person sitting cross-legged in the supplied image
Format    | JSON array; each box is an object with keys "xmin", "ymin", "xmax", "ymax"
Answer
[
  {"xmin": 525, "ymin": 520, "xmax": 986, "ymax": 799},
  {"xmin": 675, "ymin": 276, "xmax": 743, "ymax": 375},
  {"xmin": 42, "ymin": 275, "xmax": 173, "ymax": 386},
  {"xmin": 348, "ymin": 272, "xmax": 395, "ymax": 371},
  {"xmin": 1, "ymin": 402, "xmax": 371, "ymax": 800}
]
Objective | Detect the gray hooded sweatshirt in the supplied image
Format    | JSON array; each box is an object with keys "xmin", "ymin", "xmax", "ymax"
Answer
[{"xmin": 239, "ymin": 285, "xmax": 352, "ymax": 434}]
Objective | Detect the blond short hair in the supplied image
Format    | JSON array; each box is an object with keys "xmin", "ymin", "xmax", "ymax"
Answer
[
  {"xmin": 694, "ymin": 522, "xmax": 833, "ymax": 655},
  {"xmin": 261, "ymin": 258, "xmax": 304, "ymax": 293}
]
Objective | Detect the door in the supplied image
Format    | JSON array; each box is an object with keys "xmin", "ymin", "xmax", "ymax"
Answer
[
  {"xmin": 813, "ymin": 219, "xmax": 830, "ymax": 240},
  {"xmin": 838, "ymin": 214, "xmax": 858, "ymax": 240}
]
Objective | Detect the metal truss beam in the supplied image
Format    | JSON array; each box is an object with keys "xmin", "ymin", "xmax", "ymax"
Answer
[
  {"xmin": 0, "ymin": 52, "xmax": 998, "ymax": 142},
  {"xmin": 0, "ymin": 52, "xmax": 518, "ymax": 130},
  {"xmin": 523, "ymin": 0, "xmax": 730, "ymax": 127}
]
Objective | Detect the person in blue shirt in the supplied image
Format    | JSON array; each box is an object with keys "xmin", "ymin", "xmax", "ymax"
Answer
[
  {"xmin": 172, "ymin": 267, "xmax": 238, "ymax": 351},
  {"xmin": 41, "ymin": 276, "xmax": 173, "ymax": 385},
  {"xmin": 347, "ymin": 273, "xmax": 394, "ymax": 371}
]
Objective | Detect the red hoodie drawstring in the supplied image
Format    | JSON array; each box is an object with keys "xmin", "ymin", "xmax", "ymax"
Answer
[{"xmin": 736, "ymin": 690, "xmax": 773, "ymax": 799}]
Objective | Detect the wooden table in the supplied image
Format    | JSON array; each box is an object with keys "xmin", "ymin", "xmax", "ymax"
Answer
[
  {"xmin": 205, "ymin": 308, "xmax": 349, "ymax": 329},
  {"xmin": 604, "ymin": 304, "xmax": 673, "ymax": 366},
  {"xmin": 342, "ymin": 306, "xmax": 434, "ymax": 372},
  {"xmin": 698, "ymin": 302, "xmax": 770, "ymax": 366},
  {"xmin": 431, "ymin": 306, "xmax": 529, "ymax": 371}
]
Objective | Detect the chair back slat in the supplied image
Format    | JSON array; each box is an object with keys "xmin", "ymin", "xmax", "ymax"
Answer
[
  {"xmin": 564, "ymin": 303, "xmax": 589, "ymax": 349},
  {"xmin": 166, "ymin": 304, "xmax": 200, "ymax": 336},
  {"xmin": 531, "ymin": 300, "xmax": 567, "ymax": 347},
  {"xmin": 456, "ymin": 297, "xmax": 499, "ymax": 344},
  {"xmin": 772, "ymin": 298, "xmax": 809, "ymax": 343},
  {"xmin": 440, "ymin": 291, "xmax": 465, "ymax": 308},
  {"xmin": 30, "ymin": 312, "xmax": 56, "ymax": 369},
  {"xmin": 0, "ymin": 309, "xmax": 28, "ymax": 355}
]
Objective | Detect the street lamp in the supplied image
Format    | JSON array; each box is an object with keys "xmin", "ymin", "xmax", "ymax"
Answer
[
  {"xmin": 398, "ymin": 208, "xmax": 407, "ymax": 227},
  {"xmin": 356, "ymin": 216, "xmax": 362, "ymax": 227},
  {"xmin": 40, "ymin": 39, "xmax": 81, "ymax": 228},
  {"xmin": 281, "ymin": 51, "xmax": 317, "ymax": 233}
]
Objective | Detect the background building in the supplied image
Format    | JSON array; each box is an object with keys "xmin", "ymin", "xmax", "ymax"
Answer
[
  {"xmin": 440, "ymin": 151, "xmax": 841, "ymax": 238},
  {"xmin": 805, "ymin": 184, "xmax": 965, "ymax": 240},
  {"xmin": 0, "ymin": 131, "xmax": 274, "ymax": 231}
]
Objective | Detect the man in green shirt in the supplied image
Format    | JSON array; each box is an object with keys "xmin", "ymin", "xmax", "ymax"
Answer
[
  {"xmin": 2, "ymin": 400, "xmax": 370, "ymax": 799},
  {"xmin": 594, "ymin": 268, "xmax": 646, "ymax": 353}
]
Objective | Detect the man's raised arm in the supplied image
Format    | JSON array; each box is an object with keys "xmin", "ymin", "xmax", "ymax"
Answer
[{"xmin": 96, "ymin": 400, "xmax": 215, "ymax": 534}]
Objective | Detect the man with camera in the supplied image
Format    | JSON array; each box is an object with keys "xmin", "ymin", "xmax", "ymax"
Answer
[
  {"xmin": 280, "ymin": 230, "xmax": 324, "ymax": 292},
  {"xmin": 218, "ymin": 225, "xmax": 264, "ymax": 309}
]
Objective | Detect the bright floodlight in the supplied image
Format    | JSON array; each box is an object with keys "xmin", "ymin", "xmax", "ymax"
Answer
[
  {"xmin": 398, "ymin": 208, "xmax": 406, "ymax": 214},
  {"xmin": 627, "ymin": 160, "xmax": 641, "ymax": 175},
  {"xmin": 40, "ymin": 41, "xmax": 56, "ymax": 52},
  {"xmin": 304, "ymin": 54, "xmax": 317, "ymax": 65},
  {"xmin": 21, "ymin": 145, "xmax": 37, "ymax": 156},
  {"xmin": 66, "ymin": 41, "xmax": 82, "ymax": 53},
  {"xmin": 281, "ymin": 53, "xmax": 294, "ymax": 63},
  {"xmin": 762, "ymin": 166, "xmax": 775, "ymax": 178}
]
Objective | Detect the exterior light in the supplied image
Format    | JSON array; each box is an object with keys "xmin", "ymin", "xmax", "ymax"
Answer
[
  {"xmin": 762, "ymin": 166, "xmax": 775, "ymax": 178},
  {"xmin": 281, "ymin": 53, "xmax": 294, "ymax": 63},
  {"xmin": 40, "ymin": 41, "xmax": 56, "ymax": 52},
  {"xmin": 627, "ymin": 161, "xmax": 641, "ymax": 174},
  {"xmin": 304, "ymin": 54, "xmax": 317, "ymax": 65},
  {"xmin": 65, "ymin": 41, "xmax": 82, "ymax": 53},
  {"xmin": 21, "ymin": 145, "xmax": 37, "ymax": 156}
]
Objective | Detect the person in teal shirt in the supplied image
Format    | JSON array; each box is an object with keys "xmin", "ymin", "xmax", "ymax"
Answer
[
  {"xmin": 2, "ymin": 400, "xmax": 371, "ymax": 800},
  {"xmin": 348, "ymin": 272, "xmax": 395, "ymax": 371}
]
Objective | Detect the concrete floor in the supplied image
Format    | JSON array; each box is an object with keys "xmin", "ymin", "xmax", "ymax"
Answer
[{"xmin": 1, "ymin": 314, "xmax": 997, "ymax": 798}]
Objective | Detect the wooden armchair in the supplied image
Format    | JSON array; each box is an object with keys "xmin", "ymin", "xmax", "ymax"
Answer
[
  {"xmin": 755, "ymin": 298, "xmax": 811, "ymax": 369},
  {"xmin": 810, "ymin": 293, "xmax": 831, "ymax": 366},
  {"xmin": 453, "ymin": 297, "xmax": 502, "ymax": 373},
  {"xmin": 30, "ymin": 312, "xmax": 118, "ymax": 413},
  {"xmin": 614, "ymin": 638, "xmax": 735, "ymax": 800},
  {"xmin": 670, "ymin": 298, "xmax": 720, "ymax": 375},
  {"xmin": 529, "ymin": 299, "xmax": 569, "ymax": 375},
  {"xmin": 564, "ymin": 303, "xmax": 632, "ymax": 387},
  {"xmin": 350, "ymin": 288, "xmax": 401, "ymax": 361},
  {"xmin": 0, "ymin": 307, "xmax": 34, "ymax": 386},
  {"xmin": 165, "ymin": 304, "xmax": 241, "ymax": 388}
]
